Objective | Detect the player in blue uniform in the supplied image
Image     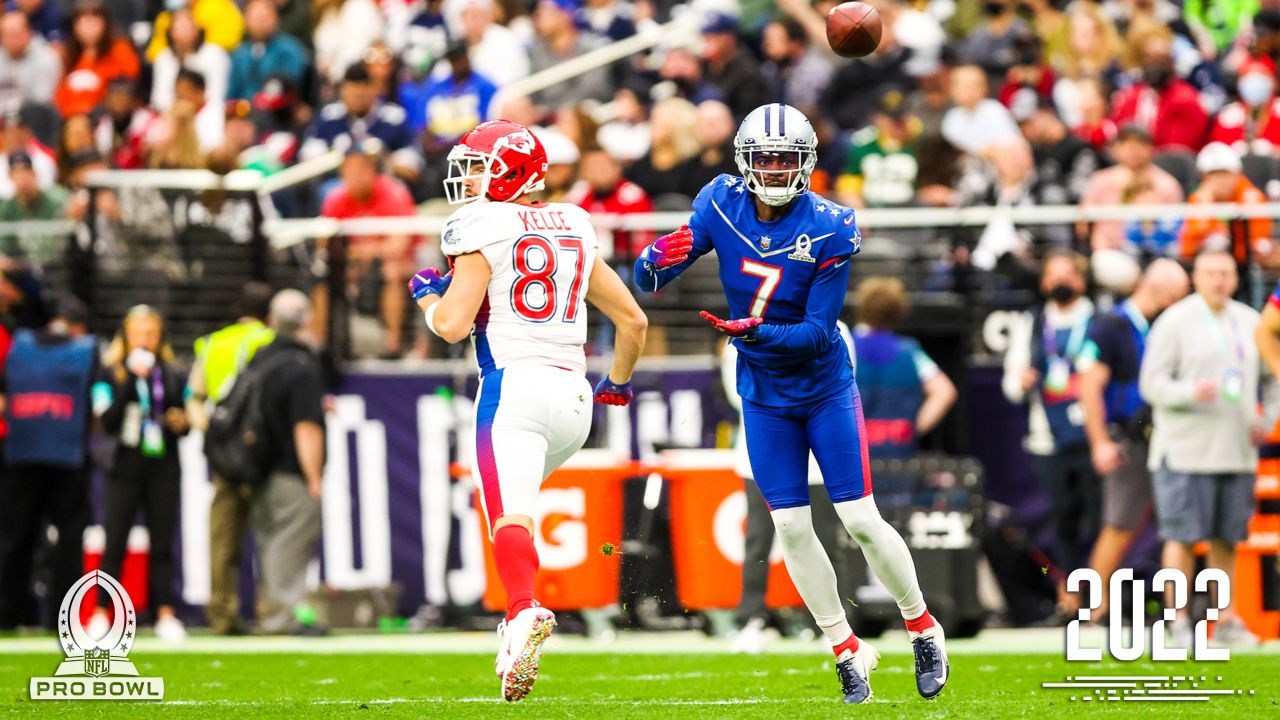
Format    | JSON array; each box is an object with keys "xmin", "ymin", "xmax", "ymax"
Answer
[{"xmin": 634, "ymin": 103, "xmax": 949, "ymax": 703}]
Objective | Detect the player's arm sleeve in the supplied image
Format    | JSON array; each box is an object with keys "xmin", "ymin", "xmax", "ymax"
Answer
[
  {"xmin": 633, "ymin": 179, "xmax": 718, "ymax": 293},
  {"xmin": 747, "ymin": 254, "xmax": 851, "ymax": 357}
]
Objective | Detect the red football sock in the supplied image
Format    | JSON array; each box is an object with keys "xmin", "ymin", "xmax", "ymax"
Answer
[
  {"xmin": 905, "ymin": 609, "xmax": 936, "ymax": 634},
  {"xmin": 493, "ymin": 524, "xmax": 539, "ymax": 621},
  {"xmin": 832, "ymin": 633, "xmax": 861, "ymax": 658}
]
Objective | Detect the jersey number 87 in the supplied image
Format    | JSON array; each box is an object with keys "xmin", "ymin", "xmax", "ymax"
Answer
[{"xmin": 511, "ymin": 234, "xmax": 587, "ymax": 323}]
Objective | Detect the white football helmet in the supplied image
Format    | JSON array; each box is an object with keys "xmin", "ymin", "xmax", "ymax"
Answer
[{"xmin": 733, "ymin": 103, "xmax": 818, "ymax": 207}]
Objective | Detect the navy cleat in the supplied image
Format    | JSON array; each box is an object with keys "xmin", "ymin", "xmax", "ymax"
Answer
[
  {"xmin": 911, "ymin": 623, "xmax": 949, "ymax": 699},
  {"xmin": 835, "ymin": 641, "xmax": 879, "ymax": 704}
]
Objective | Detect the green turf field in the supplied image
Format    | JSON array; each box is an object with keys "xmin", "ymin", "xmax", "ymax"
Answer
[{"xmin": 0, "ymin": 630, "xmax": 1273, "ymax": 718}]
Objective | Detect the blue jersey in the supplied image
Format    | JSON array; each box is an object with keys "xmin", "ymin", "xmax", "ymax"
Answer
[{"xmin": 636, "ymin": 174, "xmax": 862, "ymax": 406}]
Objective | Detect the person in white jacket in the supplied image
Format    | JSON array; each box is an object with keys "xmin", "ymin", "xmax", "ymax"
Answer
[{"xmin": 150, "ymin": 7, "xmax": 229, "ymax": 112}]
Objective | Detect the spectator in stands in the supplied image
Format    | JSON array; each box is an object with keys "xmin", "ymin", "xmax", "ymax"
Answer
[
  {"xmin": 227, "ymin": 0, "xmax": 308, "ymax": 101},
  {"xmin": 1023, "ymin": 0, "xmax": 1068, "ymax": 61},
  {"xmin": 1207, "ymin": 58, "xmax": 1280, "ymax": 154},
  {"xmin": 761, "ymin": 16, "xmax": 832, "ymax": 117},
  {"xmin": 836, "ymin": 88, "xmax": 922, "ymax": 209},
  {"xmin": 312, "ymin": 0, "xmax": 384, "ymax": 86},
  {"xmin": 581, "ymin": 0, "xmax": 637, "ymax": 41},
  {"xmin": 689, "ymin": 100, "xmax": 737, "ymax": 192},
  {"xmin": 89, "ymin": 305, "xmax": 190, "ymax": 642},
  {"xmin": 93, "ymin": 78, "xmax": 152, "ymax": 169},
  {"xmin": 145, "ymin": 95, "xmax": 204, "ymax": 169},
  {"xmin": 535, "ymin": 128, "xmax": 578, "ymax": 202},
  {"xmin": 53, "ymin": 0, "xmax": 139, "ymax": 118},
  {"xmin": 449, "ymin": 0, "xmax": 528, "ymax": 88},
  {"xmin": 320, "ymin": 145, "xmax": 417, "ymax": 357},
  {"xmin": 0, "ymin": 108, "xmax": 54, "ymax": 195},
  {"xmin": 1077, "ymin": 259, "xmax": 1189, "ymax": 619},
  {"xmin": 960, "ymin": 0, "xmax": 1031, "ymax": 86},
  {"xmin": 1070, "ymin": 77, "xmax": 1118, "ymax": 151},
  {"xmin": 941, "ymin": 64, "xmax": 1021, "ymax": 157},
  {"xmin": 553, "ymin": 104, "xmax": 600, "ymax": 155},
  {"xmin": 657, "ymin": 43, "xmax": 723, "ymax": 106},
  {"xmin": 0, "ymin": 151, "xmax": 66, "ymax": 253},
  {"xmin": 1050, "ymin": 3, "xmax": 1127, "ymax": 129},
  {"xmin": 302, "ymin": 64, "xmax": 420, "ymax": 184},
  {"xmin": 565, "ymin": 148, "xmax": 653, "ymax": 260},
  {"xmin": 1019, "ymin": 100, "xmax": 1100, "ymax": 206},
  {"xmin": 362, "ymin": 41, "xmax": 400, "ymax": 102},
  {"xmin": 187, "ymin": 281, "xmax": 275, "ymax": 636},
  {"xmin": 1081, "ymin": 124, "xmax": 1184, "ymax": 252},
  {"xmin": 1002, "ymin": 250, "xmax": 1099, "ymax": 616},
  {"xmin": 853, "ymin": 277, "xmax": 957, "ymax": 458},
  {"xmin": 1109, "ymin": 21, "xmax": 1209, "ymax": 153},
  {"xmin": 55, "ymin": 116, "xmax": 93, "ymax": 179},
  {"xmin": 0, "ymin": 11, "xmax": 59, "ymax": 108},
  {"xmin": 1185, "ymin": 0, "xmax": 1256, "ymax": 57},
  {"xmin": 150, "ymin": 6, "xmax": 231, "ymax": 114},
  {"xmin": 700, "ymin": 12, "xmax": 766, "ymax": 120},
  {"xmin": 6, "ymin": 0, "xmax": 62, "ymax": 47},
  {"xmin": 904, "ymin": 47, "xmax": 953, "ymax": 134},
  {"xmin": 597, "ymin": 88, "xmax": 648, "ymax": 162},
  {"xmin": 273, "ymin": 0, "xmax": 312, "ymax": 50},
  {"xmin": 172, "ymin": 69, "xmax": 224, "ymax": 153},
  {"xmin": 1140, "ymin": 250, "xmax": 1264, "ymax": 647},
  {"xmin": 0, "ymin": 297, "xmax": 94, "ymax": 629},
  {"xmin": 529, "ymin": 0, "xmax": 611, "ymax": 109},
  {"xmin": 624, "ymin": 96, "xmax": 702, "ymax": 200},
  {"xmin": 997, "ymin": 30, "xmax": 1056, "ymax": 113},
  {"xmin": 252, "ymin": 289, "xmax": 326, "ymax": 636},
  {"xmin": 1180, "ymin": 142, "xmax": 1277, "ymax": 270},
  {"xmin": 399, "ymin": 38, "xmax": 495, "ymax": 140},
  {"xmin": 145, "ymin": 0, "xmax": 243, "ymax": 63}
]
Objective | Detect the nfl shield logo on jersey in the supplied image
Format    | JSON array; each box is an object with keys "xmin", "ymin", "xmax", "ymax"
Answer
[
  {"xmin": 788, "ymin": 234, "xmax": 816, "ymax": 263},
  {"xmin": 760, "ymin": 236, "xmax": 772, "ymax": 250}
]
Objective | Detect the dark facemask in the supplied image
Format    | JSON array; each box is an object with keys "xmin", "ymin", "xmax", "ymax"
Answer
[
  {"xmin": 1047, "ymin": 284, "xmax": 1080, "ymax": 304},
  {"xmin": 983, "ymin": 1, "xmax": 1006, "ymax": 15},
  {"xmin": 1143, "ymin": 65, "xmax": 1174, "ymax": 89}
]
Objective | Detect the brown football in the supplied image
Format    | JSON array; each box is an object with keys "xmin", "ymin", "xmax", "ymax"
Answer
[{"xmin": 826, "ymin": 2, "xmax": 883, "ymax": 59}]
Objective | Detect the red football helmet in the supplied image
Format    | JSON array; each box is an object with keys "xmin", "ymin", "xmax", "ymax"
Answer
[{"xmin": 444, "ymin": 120, "xmax": 548, "ymax": 204}]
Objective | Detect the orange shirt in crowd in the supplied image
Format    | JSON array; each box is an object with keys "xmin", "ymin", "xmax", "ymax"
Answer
[
  {"xmin": 1180, "ymin": 174, "xmax": 1272, "ymax": 264},
  {"xmin": 54, "ymin": 39, "xmax": 141, "ymax": 117}
]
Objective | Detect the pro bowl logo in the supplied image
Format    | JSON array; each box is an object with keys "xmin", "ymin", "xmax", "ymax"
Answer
[{"xmin": 29, "ymin": 571, "xmax": 164, "ymax": 700}]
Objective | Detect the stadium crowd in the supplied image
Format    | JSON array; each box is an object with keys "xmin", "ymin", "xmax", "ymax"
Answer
[{"xmin": 0, "ymin": 0, "xmax": 1276, "ymax": 644}]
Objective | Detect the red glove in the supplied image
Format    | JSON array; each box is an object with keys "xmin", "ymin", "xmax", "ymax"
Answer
[
  {"xmin": 640, "ymin": 225, "xmax": 694, "ymax": 269},
  {"xmin": 699, "ymin": 311, "xmax": 763, "ymax": 339}
]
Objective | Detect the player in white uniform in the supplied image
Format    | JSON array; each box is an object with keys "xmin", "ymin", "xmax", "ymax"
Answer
[{"xmin": 408, "ymin": 120, "xmax": 648, "ymax": 703}]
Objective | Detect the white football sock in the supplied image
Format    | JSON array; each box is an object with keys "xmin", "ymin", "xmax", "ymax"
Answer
[
  {"xmin": 834, "ymin": 495, "xmax": 927, "ymax": 621},
  {"xmin": 769, "ymin": 505, "xmax": 853, "ymax": 645}
]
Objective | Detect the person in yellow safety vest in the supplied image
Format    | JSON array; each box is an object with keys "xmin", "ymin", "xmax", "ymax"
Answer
[{"xmin": 186, "ymin": 281, "xmax": 275, "ymax": 636}]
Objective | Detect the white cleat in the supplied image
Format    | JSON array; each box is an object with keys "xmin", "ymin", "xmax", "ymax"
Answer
[
  {"xmin": 86, "ymin": 612, "xmax": 110, "ymax": 642},
  {"xmin": 500, "ymin": 606, "xmax": 556, "ymax": 702},
  {"xmin": 836, "ymin": 641, "xmax": 879, "ymax": 704},
  {"xmin": 730, "ymin": 617, "xmax": 768, "ymax": 655},
  {"xmin": 154, "ymin": 615, "xmax": 188, "ymax": 643},
  {"xmin": 910, "ymin": 622, "xmax": 949, "ymax": 699}
]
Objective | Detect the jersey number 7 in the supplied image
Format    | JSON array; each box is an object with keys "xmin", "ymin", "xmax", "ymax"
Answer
[
  {"xmin": 741, "ymin": 259, "xmax": 782, "ymax": 317},
  {"xmin": 512, "ymin": 234, "xmax": 586, "ymax": 323}
]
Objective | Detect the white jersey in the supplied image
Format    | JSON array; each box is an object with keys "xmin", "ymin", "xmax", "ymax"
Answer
[{"xmin": 442, "ymin": 200, "xmax": 599, "ymax": 376}]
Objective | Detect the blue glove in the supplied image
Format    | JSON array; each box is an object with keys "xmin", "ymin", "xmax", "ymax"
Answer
[
  {"xmin": 594, "ymin": 377, "xmax": 634, "ymax": 406},
  {"xmin": 408, "ymin": 267, "xmax": 452, "ymax": 301}
]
